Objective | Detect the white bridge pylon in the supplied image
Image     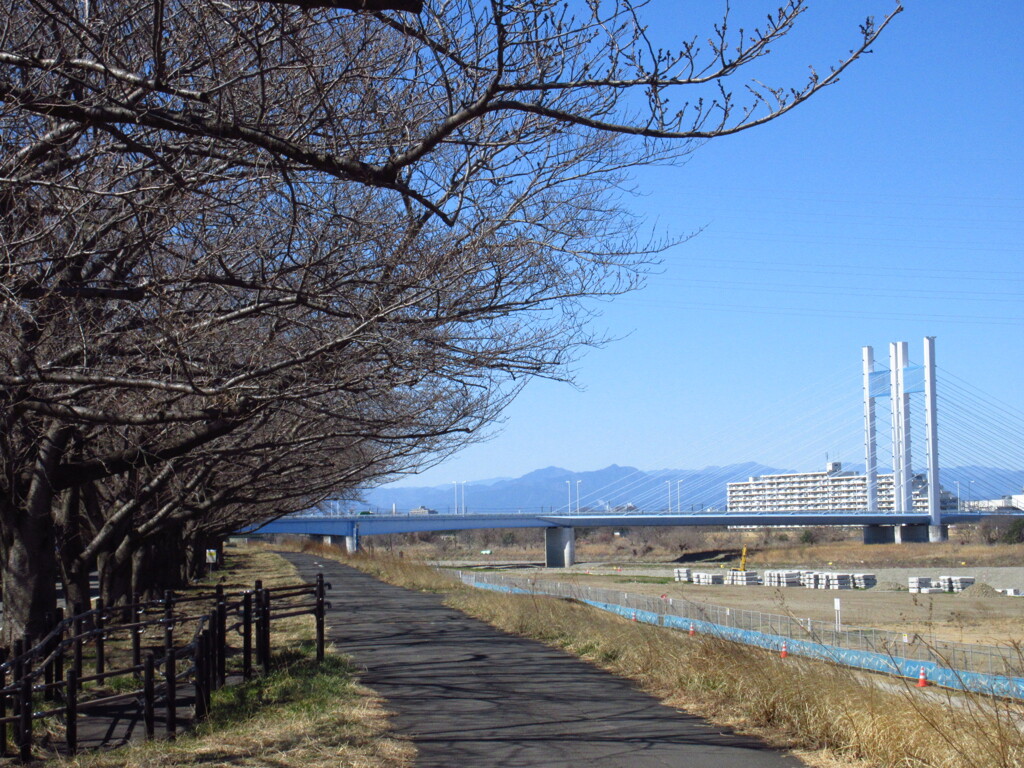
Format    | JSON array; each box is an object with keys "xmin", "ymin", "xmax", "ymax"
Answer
[{"xmin": 862, "ymin": 336, "xmax": 944, "ymax": 541}]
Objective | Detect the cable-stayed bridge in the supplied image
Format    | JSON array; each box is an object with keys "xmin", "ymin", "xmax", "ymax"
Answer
[
  {"xmin": 251, "ymin": 508, "xmax": 999, "ymax": 567},
  {"xmin": 248, "ymin": 338, "xmax": 1024, "ymax": 565}
]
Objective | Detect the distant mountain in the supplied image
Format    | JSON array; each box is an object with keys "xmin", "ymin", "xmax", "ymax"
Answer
[
  {"xmin": 341, "ymin": 462, "xmax": 1024, "ymax": 515},
  {"xmin": 354, "ymin": 462, "xmax": 791, "ymax": 514}
]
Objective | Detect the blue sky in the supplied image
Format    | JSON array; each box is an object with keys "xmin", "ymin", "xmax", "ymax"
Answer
[{"xmin": 388, "ymin": 1, "xmax": 1024, "ymax": 489}]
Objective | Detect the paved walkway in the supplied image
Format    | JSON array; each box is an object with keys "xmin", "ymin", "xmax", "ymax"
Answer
[{"xmin": 283, "ymin": 553, "xmax": 803, "ymax": 768}]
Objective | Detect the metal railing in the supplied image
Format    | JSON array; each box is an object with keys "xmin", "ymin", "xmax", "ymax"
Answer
[{"xmin": 459, "ymin": 572, "xmax": 1024, "ymax": 680}]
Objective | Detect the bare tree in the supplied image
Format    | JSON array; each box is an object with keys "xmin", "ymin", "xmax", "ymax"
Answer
[{"xmin": 0, "ymin": 0, "xmax": 901, "ymax": 641}]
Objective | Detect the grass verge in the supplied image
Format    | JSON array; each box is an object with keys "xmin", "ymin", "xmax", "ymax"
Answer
[
  {"xmin": 342, "ymin": 549, "xmax": 1024, "ymax": 768},
  {"xmin": 48, "ymin": 546, "xmax": 413, "ymax": 768}
]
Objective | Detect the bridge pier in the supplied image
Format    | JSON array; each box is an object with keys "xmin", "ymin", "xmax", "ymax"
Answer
[
  {"xmin": 896, "ymin": 524, "xmax": 929, "ymax": 543},
  {"xmin": 544, "ymin": 527, "xmax": 575, "ymax": 568},
  {"xmin": 345, "ymin": 532, "xmax": 360, "ymax": 554},
  {"xmin": 929, "ymin": 524, "xmax": 949, "ymax": 543},
  {"xmin": 862, "ymin": 525, "xmax": 895, "ymax": 545}
]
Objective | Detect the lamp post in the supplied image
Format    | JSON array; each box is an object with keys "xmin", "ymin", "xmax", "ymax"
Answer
[
  {"xmin": 956, "ymin": 480, "xmax": 961, "ymax": 512},
  {"xmin": 677, "ymin": 480, "xmax": 682, "ymax": 513},
  {"xmin": 453, "ymin": 481, "xmax": 458, "ymax": 514},
  {"xmin": 576, "ymin": 480, "xmax": 582, "ymax": 514},
  {"xmin": 666, "ymin": 480, "xmax": 672, "ymax": 513},
  {"xmin": 969, "ymin": 479, "xmax": 975, "ymax": 511},
  {"xmin": 566, "ymin": 480, "xmax": 572, "ymax": 513}
]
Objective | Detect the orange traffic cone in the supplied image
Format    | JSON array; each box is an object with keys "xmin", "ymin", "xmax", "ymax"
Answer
[
  {"xmin": 780, "ymin": 641, "xmax": 788, "ymax": 659},
  {"xmin": 631, "ymin": 610, "xmax": 637, "ymax": 622},
  {"xmin": 688, "ymin": 622, "xmax": 696, "ymax": 636},
  {"xmin": 916, "ymin": 667, "xmax": 929, "ymax": 688}
]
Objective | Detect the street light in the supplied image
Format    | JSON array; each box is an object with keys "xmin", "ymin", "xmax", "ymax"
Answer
[
  {"xmin": 453, "ymin": 481, "xmax": 458, "ymax": 515},
  {"xmin": 956, "ymin": 480, "xmax": 961, "ymax": 511},
  {"xmin": 676, "ymin": 480, "xmax": 682, "ymax": 513},
  {"xmin": 566, "ymin": 480, "xmax": 572, "ymax": 513},
  {"xmin": 576, "ymin": 480, "xmax": 582, "ymax": 514},
  {"xmin": 666, "ymin": 480, "xmax": 672, "ymax": 513}
]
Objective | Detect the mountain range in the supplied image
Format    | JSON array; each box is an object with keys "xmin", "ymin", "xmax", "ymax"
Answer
[{"xmin": 339, "ymin": 463, "xmax": 1024, "ymax": 515}]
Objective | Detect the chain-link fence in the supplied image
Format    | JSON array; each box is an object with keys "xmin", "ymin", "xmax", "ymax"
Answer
[{"xmin": 459, "ymin": 572, "xmax": 1024, "ymax": 679}]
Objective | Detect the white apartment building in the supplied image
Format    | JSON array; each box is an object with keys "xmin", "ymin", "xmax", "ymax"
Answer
[{"xmin": 726, "ymin": 462, "xmax": 942, "ymax": 513}]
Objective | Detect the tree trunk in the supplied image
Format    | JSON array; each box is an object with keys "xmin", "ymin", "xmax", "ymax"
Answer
[
  {"xmin": 0, "ymin": 425, "xmax": 71, "ymax": 645},
  {"xmin": 55, "ymin": 484, "xmax": 92, "ymax": 615},
  {"xmin": 0, "ymin": 509, "xmax": 59, "ymax": 646},
  {"xmin": 131, "ymin": 530, "xmax": 189, "ymax": 599}
]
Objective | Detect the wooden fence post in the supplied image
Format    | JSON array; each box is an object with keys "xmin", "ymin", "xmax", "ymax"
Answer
[
  {"xmin": 65, "ymin": 669, "xmax": 77, "ymax": 755},
  {"xmin": 315, "ymin": 574, "xmax": 325, "ymax": 663},
  {"xmin": 94, "ymin": 599, "xmax": 105, "ymax": 678},
  {"xmin": 72, "ymin": 606, "xmax": 84, "ymax": 691},
  {"xmin": 261, "ymin": 589, "xmax": 271, "ymax": 675},
  {"xmin": 11, "ymin": 639, "xmax": 23, "ymax": 728},
  {"xmin": 216, "ymin": 600, "xmax": 227, "ymax": 689},
  {"xmin": 242, "ymin": 592, "xmax": 252, "ymax": 681},
  {"xmin": 0, "ymin": 660, "xmax": 7, "ymax": 756},
  {"xmin": 132, "ymin": 594, "xmax": 142, "ymax": 677},
  {"xmin": 205, "ymin": 628, "xmax": 216, "ymax": 705},
  {"xmin": 164, "ymin": 638, "xmax": 176, "ymax": 739},
  {"xmin": 19, "ymin": 676, "xmax": 31, "ymax": 762},
  {"xmin": 253, "ymin": 581, "xmax": 264, "ymax": 670},
  {"xmin": 143, "ymin": 653, "xmax": 155, "ymax": 739},
  {"xmin": 52, "ymin": 608, "xmax": 64, "ymax": 700},
  {"xmin": 194, "ymin": 630, "xmax": 208, "ymax": 722},
  {"xmin": 42, "ymin": 613, "xmax": 53, "ymax": 702}
]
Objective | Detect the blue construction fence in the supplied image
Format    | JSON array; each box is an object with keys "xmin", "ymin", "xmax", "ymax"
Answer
[{"xmin": 459, "ymin": 572, "xmax": 1024, "ymax": 700}]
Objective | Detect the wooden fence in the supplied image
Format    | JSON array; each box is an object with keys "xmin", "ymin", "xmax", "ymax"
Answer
[{"xmin": 0, "ymin": 575, "xmax": 330, "ymax": 761}]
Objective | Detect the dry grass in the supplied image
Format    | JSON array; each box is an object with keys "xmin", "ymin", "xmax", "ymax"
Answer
[
  {"xmin": 348, "ymin": 552, "xmax": 1024, "ymax": 768},
  {"xmin": 446, "ymin": 587, "xmax": 1024, "ymax": 768},
  {"xmin": 345, "ymin": 552, "xmax": 463, "ymax": 593},
  {"xmin": 748, "ymin": 540, "xmax": 1024, "ymax": 569},
  {"xmin": 273, "ymin": 537, "xmax": 463, "ymax": 594},
  {"xmin": 46, "ymin": 546, "xmax": 414, "ymax": 768}
]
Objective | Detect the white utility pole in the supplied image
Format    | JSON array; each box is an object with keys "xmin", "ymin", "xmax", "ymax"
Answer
[
  {"xmin": 923, "ymin": 336, "xmax": 942, "ymax": 539},
  {"xmin": 897, "ymin": 341, "xmax": 913, "ymax": 515},
  {"xmin": 862, "ymin": 346, "xmax": 878, "ymax": 512}
]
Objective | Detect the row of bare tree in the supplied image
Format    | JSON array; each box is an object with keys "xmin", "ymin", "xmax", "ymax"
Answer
[{"xmin": 0, "ymin": 0, "xmax": 899, "ymax": 642}]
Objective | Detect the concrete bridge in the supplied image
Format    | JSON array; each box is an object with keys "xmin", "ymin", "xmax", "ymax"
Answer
[{"xmin": 247, "ymin": 509, "xmax": 997, "ymax": 567}]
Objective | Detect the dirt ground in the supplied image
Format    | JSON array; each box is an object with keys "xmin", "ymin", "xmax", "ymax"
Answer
[
  {"xmin": 374, "ymin": 530, "xmax": 1024, "ymax": 647},
  {"xmin": 490, "ymin": 563, "xmax": 1024, "ymax": 646}
]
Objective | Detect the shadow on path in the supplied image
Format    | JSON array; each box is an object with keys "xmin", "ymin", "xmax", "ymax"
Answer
[{"xmin": 283, "ymin": 552, "xmax": 803, "ymax": 768}]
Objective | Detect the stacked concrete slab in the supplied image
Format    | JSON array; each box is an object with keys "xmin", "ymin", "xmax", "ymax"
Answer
[
  {"xmin": 724, "ymin": 570, "xmax": 759, "ymax": 586},
  {"xmin": 763, "ymin": 570, "xmax": 803, "ymax": 587},
  {"xmin": 853, "ymin": 573, "xmax": 877, "ymax": 589},
  {"xmin": 673, "ymin": 568, "xmax": 691, "ymax": 583},
  {"xmin": 908, "ymin": 576, "xmax": 945, "ymax": 594},
  {"xmin": 908, "ymin": 576, "xmax": 930, "ymax": 593},
  {"xmin": 822, "ymin": 573, "xmax": 853, "ymax": 589},
  {"xmin": 801, "ymin": 571, "xmax": 821, "ymax": 589},
  {"xmin": 937, "ymin": 575, "xmax": 975, "ymax": 593},
  {"xmin": 691, "ymin": 572, "xmax": 724, "ymax": 585}
]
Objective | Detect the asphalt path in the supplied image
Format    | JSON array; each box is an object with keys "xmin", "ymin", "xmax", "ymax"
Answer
[{"xmin": 283, "ymin": 553, "xmax": 804, "ymax": 768}]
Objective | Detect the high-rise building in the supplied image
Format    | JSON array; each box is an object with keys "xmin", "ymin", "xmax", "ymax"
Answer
[{"xmin": 726, "ymin": 462, "xmax": 953, "ymax": 513}]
